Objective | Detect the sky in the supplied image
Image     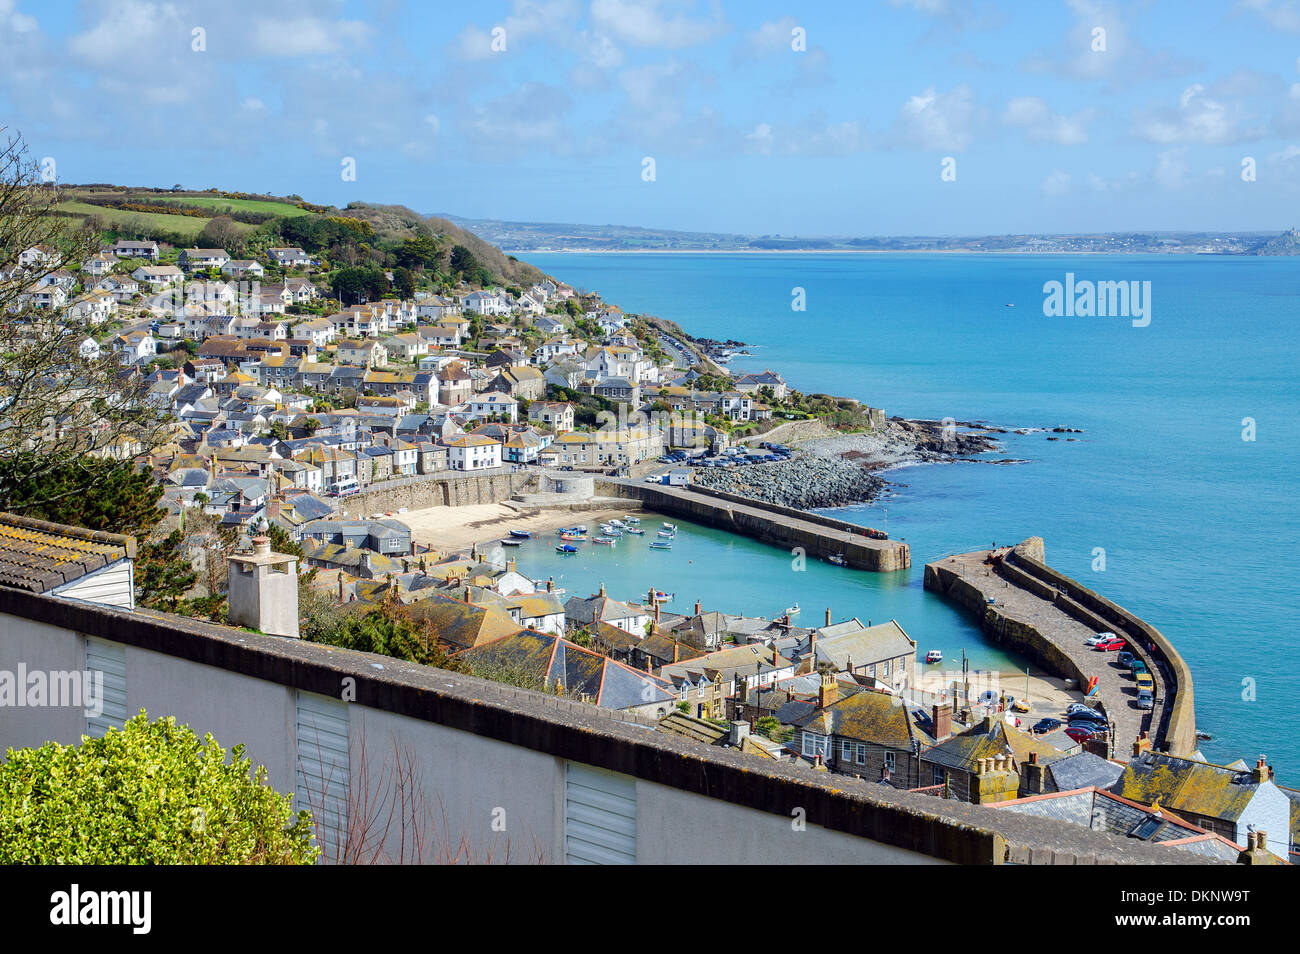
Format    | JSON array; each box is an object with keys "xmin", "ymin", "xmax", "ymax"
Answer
[{"xmin": 5, "ymin": 0, "xmax": 1300, "ymax": 236}]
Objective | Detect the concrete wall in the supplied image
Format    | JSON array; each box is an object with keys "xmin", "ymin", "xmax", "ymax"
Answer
[
  {"xmin": 602, "ymin": 481, "xmax": 910, "ymax": 573},
  {"xmin": 1007, "ymin": 547, "xmax": 1197, "ymax": 757},
  {"xmin": 0, "ymin": 586, "xmax": 1215, "ymax": 865},
  {"xmin": 342, "ymin": 471, "xmax": 535, "ymax": 515}
]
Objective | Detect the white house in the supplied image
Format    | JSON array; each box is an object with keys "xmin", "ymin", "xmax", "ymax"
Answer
[
  {"xmin": 467, "ymin": 393, "xmax": 518, "ymax": 423},
  {"xmin": 463, "ymin": 290, "xmax": 507, "ymax": 316},
  {"xmin": 131, "ymin": 265, "xmax": 184, "ymax": 288},
  {"xmin": 442, "ymin": 434, "xmax": 502, "ymax": 471},
  {"xmin": 110, "ymin": 239, "xmax": 160, "ymax": 260},
  {"xmin": 267, "ymin": 247, "xmax": 310, "ymax": 267}
]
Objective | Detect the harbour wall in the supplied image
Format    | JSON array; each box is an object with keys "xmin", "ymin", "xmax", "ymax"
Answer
[
  {"xmin": 1005, "ymin": 545, "xmax": 1196, "ymax": 758},
  {"xmin": 599, "ymin": 480, "xmax": 911, "ymax": 573},
  {"xmin": 341, "ymin": 471, "xmax": 535, "ymax": 516}
]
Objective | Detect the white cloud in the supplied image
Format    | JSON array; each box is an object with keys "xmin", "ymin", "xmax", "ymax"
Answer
[
  {"xmin": 250, "ymin": 16, "xmax": 372, "ymax": 57},
  {"xmin": 893, "ymin": 85, "xmax": 978, "ymax": 151},
  {"xmin": 1134, "ymin": 83, "xmax": 1265, "ymax": 144},
  {"xmin": 590, "ymin": 0, "xmax": 726, "ymax": 49},
  {"xmin": 1002, "ymin": 96, "xmax": 1094, "ymax": 145},
  {"xmin": 1041, "ymin": 170, "xmax": 1072, "ymax": 195},
  {"xmin": 1238, "ymin": 0, "xmax": 1300, "ymax": 33}
]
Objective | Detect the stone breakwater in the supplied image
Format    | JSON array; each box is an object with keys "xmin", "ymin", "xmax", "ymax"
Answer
[
  {"xmin": 801, "ymin": 417, "xmax": 1004, "ymax": 470},
  {"xmin": 691, "ymin": 456, "xmax": 889, "ymax": 510}
]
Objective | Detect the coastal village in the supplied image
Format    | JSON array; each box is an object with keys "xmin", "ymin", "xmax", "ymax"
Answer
[{"xmin": 2, "ymin": 197, "xmax": 1296, "ymax": 867}]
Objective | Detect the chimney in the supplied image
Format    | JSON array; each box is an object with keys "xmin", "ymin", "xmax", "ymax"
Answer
[
  {"xmin": 419, "ymin": 555, "xmax": 427, "ymax": 573},
  {"xmin": 818, "ymin": 670, "xmax": 838, "ymax": 709},
  {"xmin": 546, "ymin": 576, "xmax": 554, "ymax": 592},
  {"xmin": 931, "ymin": 703, "xmax": 952, "ymax": 742},
  {"xmin": 598, "ymin": 581, "xmax": 606, "ymax": 598},
  {"xmin": 654, "ymin": 602, "xmax": 661, "ymax": 623},
  {"xmin": 825, "ymin": 606, "xmax": 832, "ymax": 627},
  {"xmin": 695, "ymin": 599, "xmax": 702, "ymax": 616},
  {"xmin": 507, "ymin": 558, "xmax": 516, "ymax": 573},
  {"xmin": 227, "ymin": 536, "xmax": 299, "ymax": 638},
  {"xmin": 1023, "ymin": 750, "xmax": 1046, "ymax": 794},
  {"xmin": 337, "ymin": 570, "xmax": 345, "ymax": 601},
  {"xmin": 1254, "ymin": 754, "xmax": 1269, "ymax": 784},
  {"xmin": 728, "ymin": 721, "xmax": 749, "ymax": 746},
  {"xmin": 1132, "ymin": 730, "xmax": 1152, "ymax": 758},
  {"xmin": 672, "ymin": 641, "xmax": 680, "ymax": 664}
]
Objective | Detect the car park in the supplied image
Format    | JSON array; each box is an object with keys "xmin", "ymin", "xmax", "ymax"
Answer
[
  {"xmin": 1066, "ymin": 703, "xmax": 1105, "ymax": 721},
  {"xmin": 1095, "ymin": 636, "xmax": 1126, "ymax": 651}
]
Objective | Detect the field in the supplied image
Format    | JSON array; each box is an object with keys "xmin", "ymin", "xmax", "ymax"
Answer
[
  {"xmin": 54, "ymin": 197, "xmax": 262, "ymax": 239},
  {"xmin": 148, "ymin": 195, "xmax": 315, "ymax": 217}
]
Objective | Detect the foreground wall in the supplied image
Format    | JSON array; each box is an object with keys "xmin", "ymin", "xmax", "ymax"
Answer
[{"xmin": 0, "ymin": 588, "xmax": 1212, "ymax": 865}]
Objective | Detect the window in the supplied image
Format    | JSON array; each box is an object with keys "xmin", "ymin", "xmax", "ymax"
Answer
[
  {"xmin": 882, "ymin": 660, "xmax": 890, "ymax": 677},
  {"xmin": 841, "ymin": 740, "xmax": 853, "ymax": 761},
  {"xmin": 884, "ymin": 751, "xmax": 896, "ymax": 772},
  {"xmin": 802, "ymin": 732, "xmax": 828, "ymax": 759},
  {"xmin": 856, "ymin": 743, "xmax": 867, "ymax": 765},
  {"xmin": 933, "ymin": 767, "xmax": 945, "ymax": 785}
]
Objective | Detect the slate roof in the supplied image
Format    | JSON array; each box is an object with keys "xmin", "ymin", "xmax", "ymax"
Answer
[
  {"xmin": 992, "ymin": 787, "xmax": 1242, "ymax": 861},
  {"xmin": 813, "ymin": 619, "xmax": 916, "ymax": 669},
  {"xmin": 0, "ymin": 513, "xmax": 136, "ymax": 595},
  {"xmin": 923, "ymin": 716, "xmax": 1066, "ymax": 774},
  {"xmin": 1112, "ymin": 750, "xmax": 1266, "ymax": 823},
  {"xmin": 455, "ymin": 630, "xmax": 674, "ymax": 710},
  {"xmin": 793, "ymin": 686, "xmax": 934, "ymax": 750},
  {"xmin": 1047, "ymin": 751, "xmax": 1125, "ymax": 792}
]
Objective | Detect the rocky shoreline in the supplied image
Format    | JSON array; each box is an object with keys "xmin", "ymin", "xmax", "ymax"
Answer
[{"xmin": 693, "ymin": 417, "xmax": 1071, "ymax": 510}]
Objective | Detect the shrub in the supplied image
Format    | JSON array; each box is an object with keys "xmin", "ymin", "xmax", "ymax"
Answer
[{"xmin": 0, "ymin": 712, "xmax": 318, "ymax": 864}]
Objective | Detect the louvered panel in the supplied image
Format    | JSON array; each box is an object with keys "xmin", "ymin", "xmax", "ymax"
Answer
[
  {"xmin": 84, "ymin": 638, "xmax": 127, "ymax": 738},
  {"xmin": 295, "ymin": 691, "xmax": 350, "ymax": 862},
  {"xmin": 564, "ymin": 762, "xmax": 637, "ymax": 865}
]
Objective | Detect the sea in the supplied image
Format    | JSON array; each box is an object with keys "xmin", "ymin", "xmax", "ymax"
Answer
[{"xmin": 515, "ymin": 251, "xmax": 1300, "ymax": 771}]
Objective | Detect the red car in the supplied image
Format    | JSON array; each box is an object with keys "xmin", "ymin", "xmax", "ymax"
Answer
[
  {"xmin": 1065, "ymin": 725, "xmax": 1098, "ymax": 743},
  {"xmin": 1094, "ymin": 636, "xmax": 1126, "ymax": 651}
]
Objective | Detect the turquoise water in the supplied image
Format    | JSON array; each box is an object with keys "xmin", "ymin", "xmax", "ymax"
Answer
[{"xmin": 523, "ymin": 252, "xmax": 1300, "ymax": 770}]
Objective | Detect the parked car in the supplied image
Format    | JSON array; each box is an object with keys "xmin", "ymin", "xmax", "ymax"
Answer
[
  {"xmin": 1118, "ymin": 650, "xmax": 1135, "ymax": 668},
  {"xmin": 1095, "ymin": 636, "xmax": 1126, "ymax": 651},
  {"xmin": 1136, "ymin": 689, "xmax": 1155, "ymax": 710},
  {"xmin": 1069, "ymin": 718, "xmax": 1108, "ymax": 732},
  {"xmin": 1010, "ymin": 698, "xmax": 1030, "ymax": 713},
  {"xmin": 1033, "ymin": 718, "xmax": 1063, "ymax": 734},
  {"xmin": 1085, "ymin": 631, "xmax": 1117, "ymax": 647},
  {"xmin": 1135, "ymin": 672, "xmax": 1155, "ymax": 692},
  {"xmin": 1066, "ymin": 703, "xmax": 1105, "ymax": 720},
  {"xmin": 1065, "ymin": 725, "xmax": 1098, "ymax": 743},
  {"xmin": 1130, "ymin": 659, "xmax": 1148, "ymax": 675}
]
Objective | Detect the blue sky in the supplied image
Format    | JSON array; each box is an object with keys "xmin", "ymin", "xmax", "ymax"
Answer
[{"xmin": 6, "ymin": 0, "xmax": 1300, "ymax": 235}]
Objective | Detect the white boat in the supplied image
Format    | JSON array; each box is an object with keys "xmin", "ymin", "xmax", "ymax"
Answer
[
  {"xmin": 662, "ymin": 522, "xmax": 676, "ymax": 531},
  {"xmin": 925, "ymin": 650, "xmax": 943, "ymax": 664},
  {"xmin": 784, "ymin": 603, "xmax": 800, "ymax": 615},
  {"xmin": 625, "ymin": 516, "xmax": 640, "ymax": 525},
  {"xmin": 657, "ymin": 529, "xmax": 675, "ymax": 538}
]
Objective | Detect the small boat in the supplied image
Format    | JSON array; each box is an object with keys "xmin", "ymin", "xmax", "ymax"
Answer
[
  {"xmin": 625, "ymin": 516, "xmax": 640, "ymax": 525},
  {"xmin": 573, "ymin": 525, "xmax": 587, "ymax": 533},
  {"xmin": 925, "ymin": 650, "xmax": 943, "ymax": 664},
  {"xmin": 608, "ymin": 519, "xmax": 626, "ymax": 528},
  {"xmin": 662, "ymin": 522, "xmax": 677, "ymax": 531},
  {"xmin": 653, "ymin": 590, "xmax": 674, "ymax": 601},
  {"xmin": 657, "ymin": 529, "xmax": 675, "ymax": 538},
  {"xmin": 509, "ymin": 530, "xmax": 532, "ymax": 539},
  {"xmin": 827, "ymin": 553, "xmax": 846, "ymax": 566},
  {"xmin": 592, "ymin": 537, "xmax": 616, "ymax": 546},
  {"xmin": 648, "ymin": 541, "xmax": 672, "ymax": 550},
  {"xmin": 559, "ymin": 532, "xmax": 584, "ymax": 542},
  {"xmin": 784, "ymin": 603, "xmax": 800, "ymax": 615},
  {"xmin": 555, "ymin": 544, "xmax": 579, "ymax": 554},
  {"xmin": 625, "ymin": 527, "xmax": 645, "ymax": 535},
  {"xmin": 500, "ymin": 539, "xmax": 523, "ymax": 547}
]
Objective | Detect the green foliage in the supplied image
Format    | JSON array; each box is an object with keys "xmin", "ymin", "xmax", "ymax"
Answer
[
  {"xmin": 0, "ymin": 458, "xmax": 165, "ymax": 538},
  {"xmin": 303, "ymin": 605, "xmax": 462, "ymax": 670},
  {"xmin": 755, "ymin": 716, "xmax": 793, "ymax": 743},
  {"xmin": 136, "ymin": 529, "xmax": 198, "ymax": 611},
  {"xmin": 462, "ymin": 659, "xmax": 547, "ymax": 692},
  {"xmin": 330, "ymin": 266, "xmax": 388, "ymax": 306},
  {"xmin": 0, "ymin": 712, "xmax": 318, "ymax": 864}
]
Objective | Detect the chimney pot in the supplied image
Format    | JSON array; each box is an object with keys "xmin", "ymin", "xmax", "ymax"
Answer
[{"xmin": 825, "ymin": 607, "xmax": 832, "ymax": 627}]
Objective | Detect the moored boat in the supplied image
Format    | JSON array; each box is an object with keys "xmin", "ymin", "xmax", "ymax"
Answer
[
  {"xmin": 662, "ymin": 522, "xmax": 677, "ymax": 531},
  {"xmin": 784, "ymin": 602, "xmax": 800, "ymax": 615},
  {"xmin": 653, "ymin": 590, "xmax": 674, "ymax": 601},
  {"xmin": 625, "ymin": 527, "xmax": 645, "ymax": 535},
  {"xmin": 648, "ymin": 541, "xmax": 672, "ymax": 550},
  {"xmin": 657, "ymin": 529, "xmax": 675, "ymax": 538},
  {"xmin": 925, "ymin": 650, "xmax": 943, "ymax": 664},
  {"xmin": 592, "ymin": 537, "xmax": 616, "ymax": 546},
  {"xmin": 827, "ymin": 553, "xmax": 847, "ymax": 566},
  {"xmin": 509, "ymin": 529, "xmax": 532, "ymax": 539},
  {"xmin": 500, "ymin": 539, "xmax": 523, "ymax": 547},
  {"xmin": 555, "ymin": 544, "xmax": 579, "ymax": 554}
]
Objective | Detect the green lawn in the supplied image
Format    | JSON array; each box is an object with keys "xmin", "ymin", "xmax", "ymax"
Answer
[
  {"xmin": 54, "ymin": 200, "xmax": 258, "ymax": 239},
  {"xmin": 149, "ymin": 195, "xmax": 315, "ymax": 217}
]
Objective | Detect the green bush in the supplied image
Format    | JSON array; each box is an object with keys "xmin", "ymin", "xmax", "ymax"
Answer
[{"xmin": 0, "ymin": 712, "xmax": 318, "ymax": 864}]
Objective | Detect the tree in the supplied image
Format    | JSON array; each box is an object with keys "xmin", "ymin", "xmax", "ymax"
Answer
[
  {"xmin": 0, "ymin": 129, "xmax": 172, "ymax": 511},
  {"xmin": 449, "ymin": 244, "xmax": 479, "ymax": 278},
  {"xmin": 330, "ymin": 265, "xmax": 387, "ymax": 305},
  {"xmin": 136, "ymin": 528, "xmax": 198, "ymax": 611},
  {"xmin": 392, "ymin": 265, "xmax": 416, "ymax": 299},
  {"xmin": 0, "ymin": 712, "xmax": 318, "ymax": 864},
  {"xmin": 0, "ymin": 458, "xmax": 165, "ymax": 537},
  {"xmin": 196, "ymin": 214, "xmax": 241, "ymax": 253}
]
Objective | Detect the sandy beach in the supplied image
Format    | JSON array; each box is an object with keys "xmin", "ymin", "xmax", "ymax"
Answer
[{"xmin": 399, "ymin": 502, "xmax": 643, "ymax": 555}]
